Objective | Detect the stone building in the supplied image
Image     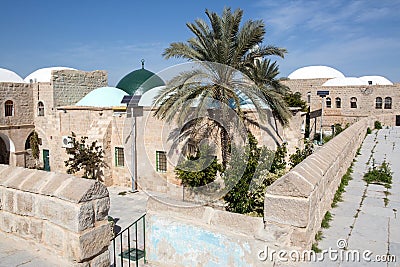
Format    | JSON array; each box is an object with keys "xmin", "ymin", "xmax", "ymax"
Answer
[
  {"xmin": 282, "ymin": 65, "xmax": 400, "ymax": 136},
  {"xmin": 0, "ymin": 63, "xmax": 306, "ymax": 198}
]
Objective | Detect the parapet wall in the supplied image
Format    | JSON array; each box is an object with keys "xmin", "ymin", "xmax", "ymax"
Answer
[
  {"xmin": 264, "ymin": 114, "xmax": 395, "ymax": 249},
  {"xmin": 145, "ymin": 115, "xmax": 395, "ymax": 266},
  {"xmin": 0, "ymin": 165, "xmax": 111, "ymax": 266},
  {"xmin": 146, "ymin": 197, "xmax": 276, "ymax": 266}
]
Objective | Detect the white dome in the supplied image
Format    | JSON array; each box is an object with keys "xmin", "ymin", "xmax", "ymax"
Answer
[
  {"xmin": 323, "ymin": 77, "xmax": 369, "ymax": 86},
  {"xmin": 24, "ymin": 67, "xmax": 76, "ymax": 83},
  {"xmin": 0, "ymin": 68, "xmax": 25, "ymax": 83},
  {"xmin": 76, "ymin": 87, "xmax": 127, "ymax": 107},
  {"xmin": 138, "ymin": 86, "xmax": 165, "ymax": 107},
  {"xmin": 359, "ymin": 76, "xmax": 393, "ymax": 85},
  {"xmin": 288, "ymin": 66, "xmax": 345, "ymax": 79}
]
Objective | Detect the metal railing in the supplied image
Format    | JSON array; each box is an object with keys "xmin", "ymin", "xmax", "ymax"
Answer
[{"xmin": 110, "ymin": 214, "xmax": 146, "ymax": 267}]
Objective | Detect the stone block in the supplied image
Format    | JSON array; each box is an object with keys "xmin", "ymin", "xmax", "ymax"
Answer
[
  {"xmin": 264, "ymin": 195, "xmax": 310, "ymax": 227},
  {"xmin": 88, "ymin": 249, "xmax": 110, "ymax": 267},
  {"xmin": 94, "ymin": 197, "xmax": 110, "ymax": 221},
  {"xmin": 78, "ymin": 202, "xmax": 95, "ymax": 232},
  {"xmin": 210, "ymin": 209, "xmax": 263, "ymax": 236},
  {"xmin": 15, "ymin": 191, "xmax": 34, "ymax": 216},
  {"xmin": 0, "ymin": 166, "xmax": 22, "ymax": 185},
  {"xmin": 266, "ymin": 172, "xmax": 314, "ymax": 198},
  {"xmin": 39, "ymin": 173, "xmax": 71, "ymax": 196},
  {"xmin": 35, "ymin": 195, "xmax": 94, "ymax": 232},
  {"xmin": 42, "ymin": 221, "xmax": 66, "ymax": 252},
  {"xmin": 255, "ymin": 222, "xmax": 293, "ymax": 247},
  {"xmin": 19, "ymin": 171, "xmax": 54, "ymax": 193},
  {"xmin": 54, "ymin": 179, "xmax": 109, "ymax": 203},
  {"xmin": 66, "ymin": 222, "xmax": 111, "ymax": 262},
  {"xmin": 2, "ymin": 188, "xmax": 15, "ymax": 213},
  {"xmin": 0, "ymin": 210, "xmax": 14, "ymax": 233},
  {"xmin": 295, "ymin": 162, "xmax": 322, "ymax": 185}
]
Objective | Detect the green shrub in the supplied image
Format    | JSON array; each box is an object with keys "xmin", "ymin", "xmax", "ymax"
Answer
[
  {"xmin": 364, "ymin": 161, "xmax": 392, "ymax": 187},
  {"xmin": 284, "ymin": 92, "xmax": 308, "ymax": 112},
  {"xmin": 367, "ymin": 127, "xmax": 372, "ymax": 134},
  {"xmin": 334, "ymin": 123, "xmax": 344, "ymax": 135},
  {"xmin": 223, "ymin": 132, "xmax": 277, "ymax": 215},
  {"xmin": 270, "ymin": 143, "xmax": 287, "ymax": 173},
  {"xmin": 374, "ymin": 121, "xmax": 382, "ymax": 129},
  {"xmin": 175, "ymin": 143, "xmax": 223, "ymax": 188},
  {"xmin": 289, "ymin": 141, "xmax": 314, "ymax": 168}
]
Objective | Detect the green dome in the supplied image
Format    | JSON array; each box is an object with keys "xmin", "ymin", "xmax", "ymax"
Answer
[{"xmin": 116, "ymin": 64, "xmax": 165, "ymax": 96}]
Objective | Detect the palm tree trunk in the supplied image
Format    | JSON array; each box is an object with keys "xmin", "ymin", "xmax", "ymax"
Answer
[{"xmin": 220, "ymin": 127, "xmax": 231, "ymax": 168}]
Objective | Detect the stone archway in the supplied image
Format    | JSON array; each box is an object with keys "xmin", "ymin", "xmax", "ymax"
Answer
[{"xmin": 0, "ymin": 133, "xmax": 15, "ymax": 165}]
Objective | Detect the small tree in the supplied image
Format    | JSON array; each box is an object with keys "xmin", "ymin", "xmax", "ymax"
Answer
[
  {"xmin": 223, "ymin": 132, "xmax": 276, "ymax": 215},
  {"xmin": 64, "ymin": 132, "xmax": 106, "ymax": 180},
  {"xmin": 29, "ymin": 130, "xmax": 40, "ymax": 167},
  {"xmin": 175, "ymin": 143, "xmax": 223, "ymax": 188}
]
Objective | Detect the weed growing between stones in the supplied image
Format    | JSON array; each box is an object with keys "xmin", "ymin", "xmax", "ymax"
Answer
[
  {"xmin": 331, "ymin": 163, "xmax": 354, "ymax": 208},
  {"xmin": 374, "ymin": 120, "xmax": 382, "ymax": 130},
  {"xmin": 311, "ymin": 243, "xmax": 322, "ymax": 253},
  {"xmin": 321, "ymin": 211, "xmax": 333, "ymax": 228},
  {"xmin": 364, "ymin": 160, "xmax": 393, "ymax": 206},
  {"xmin": 364, "ymin": 161, "xmax": 392, "ymax": 188},
  {"xmin": 312, "ymin": 231, "xmax": 323, "ymax": 253}
]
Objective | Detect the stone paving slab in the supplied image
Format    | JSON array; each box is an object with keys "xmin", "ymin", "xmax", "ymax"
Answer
[{"xmin": 0, "ymin": 231, "xmax": 69, "ymax": 267}]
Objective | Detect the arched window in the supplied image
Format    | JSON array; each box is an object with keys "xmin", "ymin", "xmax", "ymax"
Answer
[
  {"xmin": 375, "ymin": 97, "xmax": 382, "ymax": 109},
  {"xmin": 5, "ymin": 100, "xmax": 13, "ymax": 116},
  {"xmin": 384, "ymin": 97, "xmax": 392, "ymax": 109},
  {"xmin": 350, "ymin": 97, "xmax": 357, "ymax": 108},
  {"xmin": 326, "ymin": 97, "xmax": 331, "ymax": 108},
  {"xmin": 38, "ymin": 101, "xmax": 44, "ymax": 116},
  {"xmin": 335, "ymin": 97, "xmax": 341, "ymax": 108}
]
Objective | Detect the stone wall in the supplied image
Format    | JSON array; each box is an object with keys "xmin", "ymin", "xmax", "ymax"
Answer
[
  {"xmin": 263, "ymin": 114, "xmax": 395, "ymax": 249},
  {"xmin": 52, "ymin": 70, "xmax": 107, "ymax": 107},
  {"xmin": 0, "ymin": 82, "xmax": 34, "ymax": 126},
  {"xmin": 282, "ymin": 79, "xmax": 400, "ymax": 130},
  {"xmin": 0, "ymin": 165, "xmax": 111, "ymax": 266},
  {"xmin": 146, "ymin": 197, "xmax": 275, "ymax": 267}
]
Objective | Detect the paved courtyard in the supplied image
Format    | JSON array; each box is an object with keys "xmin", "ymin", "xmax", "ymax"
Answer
[{"xmin": 309, "ymin": 127, "xmax": 400, "ymax": 266}]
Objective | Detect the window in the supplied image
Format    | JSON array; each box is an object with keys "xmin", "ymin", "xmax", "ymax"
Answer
[
  {"xmin": 335, "ymin": 97, "xmax": 341, "ymax": 108},
  {"xmin": 326, "ymin": 97, "xmax": 331, "ymax": 108},
  {"xmin": 156, "ymin": 151, "xmax": 167, "ymax": 172},
  {"xmin": 5, "ymin": 100, "xmax": 13, "ymax": 116},
  {"xmin": 115, "ymin": 147, "xmax": 124, "ymax": 167},
  {"xmin": 187, "ymin": 142, "xmax": 197, "ymax": 157},
  {"xmin": 375, "ymin": 97, "xmax": 382, "ymax": 109},
  {"xmin": 350, "ymin": 97, "xmax": 357, "ymax": 108},
  {"xmin": 307, "ymin": 91, "xmax": 311, "ymax": 103},
  {"xmin": 38, "ymin": 101, "xmax": 44, "ymax": 116},
  {"xmin": 384, "ymin": 97, "xmax": 392, "ymax": 109}
]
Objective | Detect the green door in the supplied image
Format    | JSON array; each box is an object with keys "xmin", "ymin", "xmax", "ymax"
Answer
[{"xmin": 43, "ymin": 149, "xmax": 50, "ymax": 171}]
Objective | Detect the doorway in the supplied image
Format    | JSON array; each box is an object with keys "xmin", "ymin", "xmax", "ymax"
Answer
[
  {"xmin": 43, "ymin": 149, "xmax": 50, "ymax": 171},
  {"xmin": 396, "ymin": 115, "xmax": 400, "ymax": 126}
]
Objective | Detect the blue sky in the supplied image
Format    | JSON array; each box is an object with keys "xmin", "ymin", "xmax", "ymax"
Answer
[{"xmin": 1, "ymin": 0, "xmax": 399, "ymax": 85}]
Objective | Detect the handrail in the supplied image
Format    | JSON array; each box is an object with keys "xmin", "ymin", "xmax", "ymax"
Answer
[{"xmin": 111, "ymin": 213, "xmax": 146, "ymax": 267}]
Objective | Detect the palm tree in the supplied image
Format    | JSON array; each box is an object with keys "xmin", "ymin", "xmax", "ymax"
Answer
[
  {"xmin": 154, "ymin": 7, "xmax": 289, "ymax": 168},
  {"xmin": 244, "ymin": 58, "xmax": 291, "ymax": 126}
]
